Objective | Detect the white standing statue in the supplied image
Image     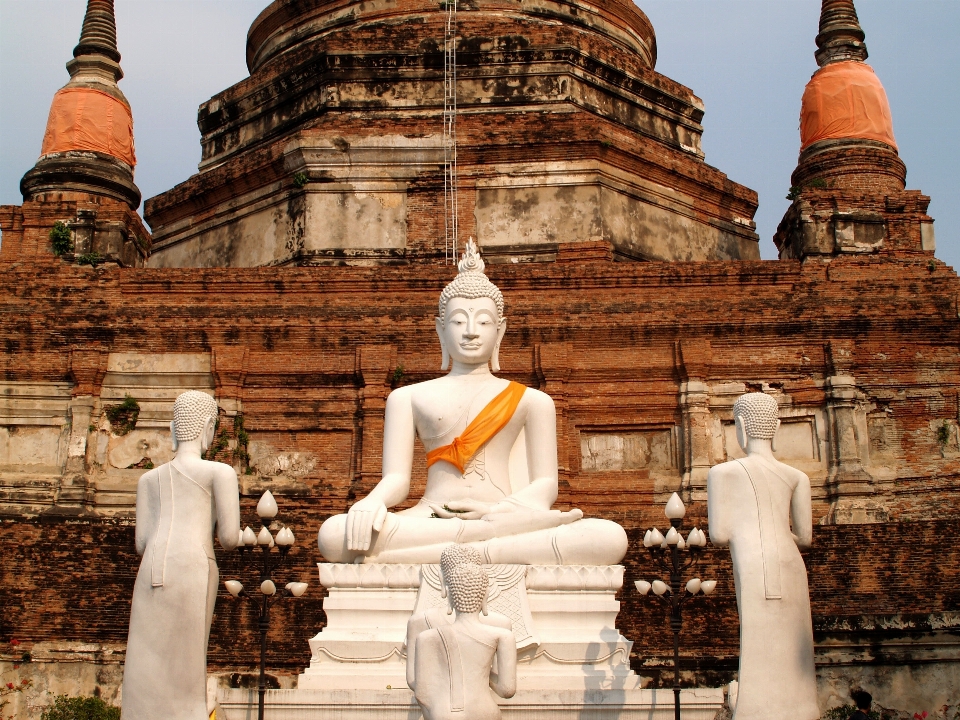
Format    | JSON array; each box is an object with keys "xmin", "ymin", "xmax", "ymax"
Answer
[
  {"xmin": 406, "ymin": 544, "xmax": 513, "ymax": 692},
  {"xmin": 318, "ymin": 239, "xmax": 627, "ymax": 565},
  {"xmin": 706, "ymin": 393, "xmax": 819, "ymax": 720},
  {"xmin": 121, "ymin": 391, "xmax": 241, "ymax": 720},
  {"xmin": 413, "ymin": 562, "xmax": 517, "ymax": 720}
]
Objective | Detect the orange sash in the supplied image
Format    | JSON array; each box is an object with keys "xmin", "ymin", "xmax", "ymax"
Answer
[{"xmin": 426, "ymin": 381, "xmax": 526, "ymax": 473}]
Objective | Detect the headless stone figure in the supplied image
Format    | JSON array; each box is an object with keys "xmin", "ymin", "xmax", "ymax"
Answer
[
  {"xmin": 707, "ymin": 393, "xmax": 818, "ymax": 720},
  {"xmin": 406, "ymin": 545, "xmax": 512, "ymax": 692},
  {"xmin": 318, "ymin": 240, "xmax": 627, "ymax": 566},
  {"xmin": 121, "ymin": 391, "xmax": 240, "ymax": 720},
  {"xmin": 413, "ymin": 563, "xmax": 517, "ymax": 720}
]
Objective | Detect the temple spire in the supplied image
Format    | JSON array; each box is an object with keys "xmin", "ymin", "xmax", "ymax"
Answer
[
  {"xmin": 815, "ymin": 0, "xmax": 868, "ymax": 67},
  {"xmin": 73, "ymin": 0, "xmax": 121, "ymax": 63}
]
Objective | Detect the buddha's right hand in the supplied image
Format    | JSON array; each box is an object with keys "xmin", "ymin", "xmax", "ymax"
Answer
[{"xmin": 346, "ymin": 498, "xmax": 389, "ymax": 552}]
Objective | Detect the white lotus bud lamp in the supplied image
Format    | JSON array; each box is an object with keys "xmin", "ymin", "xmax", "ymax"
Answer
[
  {"xmin": 224, "ymin": 580, "xmax": 243, "ymax": 598},
  {"xmin": 257, "ymin": 527, "xmax": 273, "ymax": 546},
  {"xmin": 257, "ymin": 490, "xmax": 279, "ymax": 519},
  {"xmin": 242, "ymin": 526, "xmax": 257, "ymax": 546},
  {"xmin": 652, "ymin": 580, "xmax": 669, "ymax": 595},
  {"xmin": 650, "ymin": 528, "xmax": 665, "ymax": 545},
  {"xmin": 685, "ymin": 578, "xmax": 702, "ymax": 595},
  {"xmin": 285, "ymin": 582, "xmax": 308, "ymax": 597},
  {"xmin": 643, "ymin": 530, "xmax": 652, "ymax": 548},
  {"xmin": 665, "ymin": 492, "xmax": 686, "ymax": 520},
  {"xmin": 700, "ymin": 580, "xmax": 717, "ymax": 596},
  {"xmin": 665, "ymin": 527, "xmax": 680, "ymax": 545},
  {"xmin": 260, "ymin": 579, "xmax": 277, "ymax": 596},
  {"xmin": 634, "ymin": 580, "xmax": 652, "ymax": 595}
]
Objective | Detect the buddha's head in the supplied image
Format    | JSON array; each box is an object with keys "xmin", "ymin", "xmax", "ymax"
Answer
[
  {"xmin": 447, "ymin": 563, "xmax": 489, "ymax": 615},
  {"xmin": 436, "ymin": 239, "xmax": 506, "ymax": 372},
  {"xmin": 170, "ymin": 390, "xmax": 219, "ymax": 453},
  {"xmin": 733, "ymin": 392, "xmax": 780, "ymax": 452},
  {"xmin": 440, "ymin": 543, "xmax": 484, "ymax": 581}
]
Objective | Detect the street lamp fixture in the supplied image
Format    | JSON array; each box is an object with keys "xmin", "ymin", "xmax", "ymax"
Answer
[
  {"xmin": 224, "ymin": 490, "xmax": 308, "ymax": 720},
  {"xmin": 636, "ymin": 492, "xmax": 717, "ymax": 720}
]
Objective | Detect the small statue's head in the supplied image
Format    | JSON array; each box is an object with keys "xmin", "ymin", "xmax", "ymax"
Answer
[
  {"xmin": 170, "ymin": 391, "xmax": 219, "ymax": 453},
  {"xmin": 447, "ymin": 563, "xmax": 489, "ymax": 614},
  {"xmin": 440, "ymin": 543, "xmax": 484, "ymax": 581},
  {"xmin": 733, "ymin": 392, "xmax": 780, "ymax": 451},
  {"xmin": 436, "ymin": 239, "xmax": 507, "ymax": 372}
]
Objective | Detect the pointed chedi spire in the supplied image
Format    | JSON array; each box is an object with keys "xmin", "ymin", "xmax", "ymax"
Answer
[
  {"xmin": 815, "ymin": 0, "xmax": 868, "ymax": 67},
  {"xmin": 789, "ymin": 0, "xmax": 903, "ymax": 196},
  {"xmin": 21, "ymin": 0, "xmax": 140, "ymax": 210},
  {"xmin": 73, "ymin": 0, "xmax": 122, "ymax": 64}
]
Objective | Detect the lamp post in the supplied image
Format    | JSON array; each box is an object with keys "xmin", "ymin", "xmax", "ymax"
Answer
[
  {"xmin": 635, "ymin": 492, "xmax": 717, "ymax": 720},
  {"xmin": 224, "ymin": 490, "xmax": 308, "ymax": 720}
]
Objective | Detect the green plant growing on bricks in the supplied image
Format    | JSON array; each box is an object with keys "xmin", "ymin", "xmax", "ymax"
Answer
[
  {"xmin": 936, "ymin": 420, "xmax": 951, "ymax": 448},
  {"xmin": 50, "ymin": 221, "xmax": 73, "ymax": 256},
  {"xmin": 104, "ymin": 395, "xmax": 140, "ymax": 436}
]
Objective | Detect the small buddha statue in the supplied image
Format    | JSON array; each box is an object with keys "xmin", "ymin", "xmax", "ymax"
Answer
[
  {"xmin": 412, "ymin": 563, "xmax": 517, "ymax": 720},
  {"xmin": 121, "ymin": 391, "xmax": 241, "ymax": 720},
  {"xmin": 706, "ymin": 393, "xmax": 819, "ymax": 720},
  {"xmin": 318, "ymin": 240, "xmax": 626, "ymax": 566},
  {"xmin": 405, "ymin": 544, "xmax": 513, "ymax": 693}
]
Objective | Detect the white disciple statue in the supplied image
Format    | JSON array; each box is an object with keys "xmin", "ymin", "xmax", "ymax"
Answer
[
  {"xmin": 405, "ymin": 544, "xmax": 513, "ymax": 692},
  {"xmin": 706, "ymin": 393, "xmax": 819, "ymax": 720},
  {"xmin": 120, "ymin": 391, "xmax": 241, "ymax": 720},
  {"xmin": 413, "ymin": 562, "xmax": 517, "ymax": 720},
  {"xmin": 317, "ymin": 239, "xmax": 627, "ymax": 565}
]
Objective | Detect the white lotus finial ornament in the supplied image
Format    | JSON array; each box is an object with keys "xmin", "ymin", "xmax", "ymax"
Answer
[
  {"xmin": 665, "ymin": 492, "xmax": 686, "ymax": 520},
  {"xmin": 257, "ymin": 490, "xmax": 279, "ymax": 519}
]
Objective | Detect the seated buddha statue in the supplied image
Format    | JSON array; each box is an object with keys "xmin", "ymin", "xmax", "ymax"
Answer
[{"xmin": 318, "ymin": 240, "xmax": 627, "ymax": 566}]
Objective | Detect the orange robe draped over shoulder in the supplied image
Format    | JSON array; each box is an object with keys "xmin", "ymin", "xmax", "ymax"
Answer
[{"xmin": 426, "ymin": 382, "xmax": 526, "ymax": 473}]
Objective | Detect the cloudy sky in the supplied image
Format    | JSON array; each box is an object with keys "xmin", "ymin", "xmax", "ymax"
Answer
[{"xmin": 1, "ymin": 0, "xmax": 957, "ymax": 266}]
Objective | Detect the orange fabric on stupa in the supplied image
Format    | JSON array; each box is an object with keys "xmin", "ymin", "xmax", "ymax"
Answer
[
  {"xmin": 40, "ymin": 87, "xmax": 136, "ymax": 167},
  {"xmin": 426, "ymin": 381, "xmax": 526, "ymax": 473},
  {"xmin": 799, "ymin": 61, "xmax": 896, "ymax": 151}
]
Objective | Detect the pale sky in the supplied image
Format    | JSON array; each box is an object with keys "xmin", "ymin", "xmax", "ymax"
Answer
[{"xmin": 1, "ymin": 0, "xmax": 957, "ymax": 266}]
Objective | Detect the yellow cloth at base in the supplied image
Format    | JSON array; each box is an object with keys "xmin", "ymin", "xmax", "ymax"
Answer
[{"xmin": 426, "ymin": 381, "xmax": 526, "ymax": 473}]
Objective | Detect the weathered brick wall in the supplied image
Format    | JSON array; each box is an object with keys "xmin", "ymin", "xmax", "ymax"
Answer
[{"xmin": 2, "ymin": 515, "xmax": 958, "ymax": 687}]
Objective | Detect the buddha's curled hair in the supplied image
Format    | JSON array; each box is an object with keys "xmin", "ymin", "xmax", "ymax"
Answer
[
  {"xmin": 172, "ymin": 391, "xmax": 219, "ymax": 442},
  {"xmin": 447, "ymin": 563, "xmax": 489, "ymax": 614},
  {"xmin": 732, "ymin": 392, "xmax": 779, "ymax": 440},
  {"xmin": 440, "ymin": 544, "xmax": 484, "ymax": 580},
  {"xmin": 438, "ymin": 239, "xmax": 504, "ymax": 321}
]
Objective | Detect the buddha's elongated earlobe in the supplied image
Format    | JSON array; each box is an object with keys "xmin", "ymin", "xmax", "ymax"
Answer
[
  {"xmin": 491, "ymin": 318, "xmax": 507, "ymax": 373},
  {"xmin": 771, "ymin": 419, "xmax": 781, "ymax": 453},
  {"xmin": 735, "ymin": 416, "xmax": 747, "ymax": 453},
  {"xmin": 481, "ymin": 594, "xmax": 489, "ymax": 617},
  {"xmin": 170, "ymin": 421, "xmax": 179, "ymax": 452},
  {"xmin": 436, "ymin": 317, "xmax": 450, "ymax": 371},
  {"xmin": 200, "ymin": 416, "xmax": 216, "ymax": 453}
]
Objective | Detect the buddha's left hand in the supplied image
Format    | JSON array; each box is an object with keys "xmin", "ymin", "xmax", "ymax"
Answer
[{"xmin": 427, "ymin": 498, "xmax": 506, "ymax": 520}]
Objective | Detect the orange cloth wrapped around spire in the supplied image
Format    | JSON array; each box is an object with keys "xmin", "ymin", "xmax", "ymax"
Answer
[
  {"xmin": 426, "ymin": 382, "xmax": 526, "ymax": 473},
  {"xmin": 40, "ymin": 87, "xmax": 136, "ymax": 167},
  {"xmin": 799, "ymin": 61, "xmax": 896, "ymax": 151}
]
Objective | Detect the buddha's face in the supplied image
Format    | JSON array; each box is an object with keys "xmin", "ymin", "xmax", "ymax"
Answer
[{"xmin": 438, "ymin": 296, "xmax": 505, "ymax": 367}]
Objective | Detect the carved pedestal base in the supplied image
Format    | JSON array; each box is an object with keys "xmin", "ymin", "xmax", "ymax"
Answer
[{"xmin": 299, "ymin": 563, "xmax": 641, "ymax": 691}]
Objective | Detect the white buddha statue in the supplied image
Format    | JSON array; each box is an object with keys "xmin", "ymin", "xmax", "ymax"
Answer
[
  {"xmin": 706, "ymin": 393, "xmax": 819, "ymax": 720},
  {"xmin": 121, "ymin": 391, "xmax": 241, "ymax": 720},
  {"xmin": 318, "ymin": 240, "xmax": 626, "ymax": 566},
  {"xmin": 405, "ymin": 544, "xmax": 513, "ymax": 693},
  {"xmin": 412, "ymin": 562, "xmax": 517, "ymax": 720}
]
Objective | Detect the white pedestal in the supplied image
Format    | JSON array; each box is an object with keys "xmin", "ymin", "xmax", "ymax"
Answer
[{"xmin": 298, "ymin": 563, "xmax": 641, "ymax": 692}]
